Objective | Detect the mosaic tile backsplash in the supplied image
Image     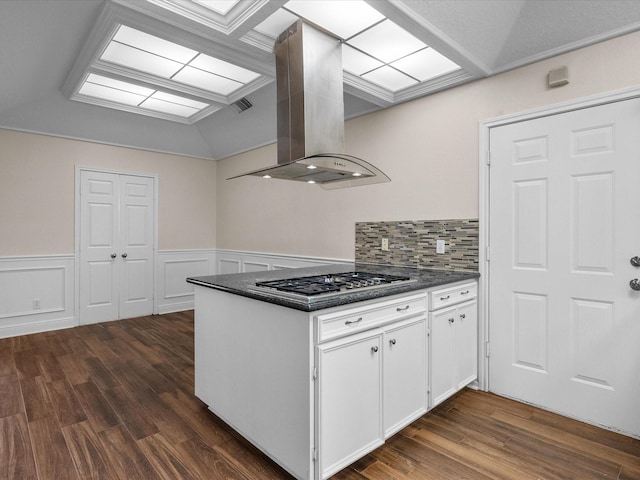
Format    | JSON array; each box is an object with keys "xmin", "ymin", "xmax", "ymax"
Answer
[{"xmin": 355, "ymin": 219, "xmax": 479, "ymax": 272}]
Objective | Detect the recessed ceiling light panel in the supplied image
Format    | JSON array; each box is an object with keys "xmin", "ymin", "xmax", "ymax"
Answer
[
  {"xmin": 283, "ymin": 0, "xmax": 384, "ymax": 39},
  {"xmin": 391, "ymin": 48, "xmax": 460, "ymax": 81},
  {"xmin": 112, "ymin": 25, "xmax": 198, "ymax": 63},
  {"xmin": 254, "ymin": 8, "xmax": 298, "ymax": 38},
  {"xmin": 362, "ymin": 66, "xmax": 417, "ymax": 92},
  {"xmin": 190, "ymin": 54, "xmax": 260, "ymax": 83},
  {"xmin": 342, "ymin": 44, "xmax": 383, "ymax": 75},
  {"xmin": 348, "ymin": 20, "xmax": 426, "ymax": 64}
]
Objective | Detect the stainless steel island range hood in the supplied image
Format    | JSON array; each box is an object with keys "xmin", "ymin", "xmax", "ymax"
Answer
[{"xmin": 229, "ymin": 19, "xmax": 390, "ymax": 189}]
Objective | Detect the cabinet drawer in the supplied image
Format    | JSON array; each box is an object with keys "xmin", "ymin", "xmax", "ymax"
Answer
[
  {"xmin": 316, "ymin": 294, "xmax": 427, "ymax": 343},
  {"xmin": 429, "ymin": 282, "xmax": 477, "ymax": 311}
]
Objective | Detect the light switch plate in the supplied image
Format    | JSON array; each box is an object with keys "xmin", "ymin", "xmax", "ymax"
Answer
[
  {"xmin": 381, "ymin": 238, "xmax": 389, "ymax": 251},
  {"xmin": 436, "ymin": 240, "xmax": 445, "ymax": 254}
]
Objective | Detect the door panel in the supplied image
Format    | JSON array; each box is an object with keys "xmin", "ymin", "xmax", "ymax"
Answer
[
  {"xmin": 119, "ymin": 175, "xmax": 154, "ymax": 318},
  {"xmin": 80, "ymin": 172, "xmax": 119, "ymax": 324},
  {"xmin": 489, "ymin": 98, "xmax": 640, "ymax": 436},
  {"xmin": 80, "ymin": 170, "xmax": 154, "ymax": 325}
]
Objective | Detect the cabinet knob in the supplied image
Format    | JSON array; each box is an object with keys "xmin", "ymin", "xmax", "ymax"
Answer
[
  {"xmin": 460, "ymin": 313, "xmax": 466, "ymax": 319},
  {"xmin": 121, "ymin": 253, "xmax": 128, "ymax": 258},
  {"xmin": 389, "ymin": 339, "xmax": 396, "ymax": 346},
  {"xmin": 371, "ymin": 346, "xmax": 379, "ymax": 353},
  {"xmin": 448, "ymin": 317, "xmax": 455, "ymax": 324},
  {"xmin": 110, "ymin": 253, "xmax": 117, "ymax": 259}
]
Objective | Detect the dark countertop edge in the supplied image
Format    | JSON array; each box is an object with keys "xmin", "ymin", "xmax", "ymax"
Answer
[{"xmin": 187, "ymin": 263, "xmax": 480, "ymax": 312}]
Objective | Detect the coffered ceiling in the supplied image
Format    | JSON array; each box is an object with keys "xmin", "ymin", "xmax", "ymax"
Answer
[{"xmin": 2, "ymin": 0, "xmax": 640, "ymax": 160}]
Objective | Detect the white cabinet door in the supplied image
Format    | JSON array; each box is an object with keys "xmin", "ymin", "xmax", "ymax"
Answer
[
  {"xmin": 430, "ymin": 299, "xmax": 478, "ymax": 407},
  {"xmin": 80, "ymin": 170, "xmax": 154, "ymax": 324},
  {"xmin": 430, "ymin": 306, "xmax": 457, "ymax": 407},
  {"xmin": 316, "ymin": 332, "xmax": 383, "ymax": 480},
  {"xmin": 383, "ymin": 317, "xmax": 427, "ymax": 438},
  {"xmin": 456, "ymin": 300, "xmax": 478, "ymax": 390}
]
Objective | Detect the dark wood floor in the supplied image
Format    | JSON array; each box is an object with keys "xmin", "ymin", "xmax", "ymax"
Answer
[{"xmin": 1, "ymin": 311, "xmax": 639, "ymax": 480}]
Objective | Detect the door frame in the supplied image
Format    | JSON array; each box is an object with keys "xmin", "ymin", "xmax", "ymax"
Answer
[
  {"xmin": 478, "ymin": 85, "xmax": 640, "ymax": 392},
  {"xmin": 74, "ymin": 166, "xmax": 159, "ymax": 325}
]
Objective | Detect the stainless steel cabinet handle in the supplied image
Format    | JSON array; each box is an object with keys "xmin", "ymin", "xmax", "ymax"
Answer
[
  {"xmin": 371, "ymin": 346, "xmax": 379, "ymax": 353},
  {"xmin": 345, "ymin": 317, "xmax": 362, "ymax": 325},
  {"xmin": 396, "ymin": 305, "xmax": 410, "ymax": 312},
  {"xmin": 440, "ymin": 295, "xmax": 450, "ymax": 301},
  {"xmin": 110, "ymin": 253, "xmax": 117, "ymax": 259},
  {"xmin": 631, "ymin": 257, "xmax": 640, "ymax": 267},
  {"xmin": 389, "ymin": 339, "xmax": 396, "ymax": 346},
  {"xmin": 630, "ymin": 279, "xmax": 640, "ymax": 291},
  {"xmin": 461, "ymin": 290, "xmax": 470, "ymax": 295},
  {"xmin": 121, "ymin": 253, "xmax": 128, "ymax": 258}
]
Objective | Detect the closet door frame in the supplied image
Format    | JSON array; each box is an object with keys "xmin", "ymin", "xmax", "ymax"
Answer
[{"xmin": 74, "ymin": 166, "xmax": 159, "ymax": 325}]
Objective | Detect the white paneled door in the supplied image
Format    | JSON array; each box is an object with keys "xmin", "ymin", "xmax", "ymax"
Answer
[
  {"xmin": 489, "ymin": 98, "xmax": 640, "ymax": 436},
  {"xmin": 80, "ymin": 170, "xmax": 154, "ymax": 324}
]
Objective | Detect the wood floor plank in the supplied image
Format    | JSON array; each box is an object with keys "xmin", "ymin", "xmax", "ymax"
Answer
[
  {"xmin": 57, "ymin": 353, "xmax": 90, "ymax": 385},
  {"xmin": 213, "ymin": 434, "xmax": 296, "ymax": 480},
  {"xmin": 28, "ymin": 414, "xmax": 79, "ymax": 480},
  {"xmin": 62, "ymin": 421, "xmax": 119, "ymax": 480},
  {"xmin": 159, "ymin": 389, "xmax": 236, "ymax": 448},
  {"xmin": 137, "ymin": 432, "xmax": 202, "ymax": 480},
  {"xmin": 101, "ymin": 385, "xmax": 159, "ymax": 441},
  {"xmin": 0, "ymin": 414, "xmax": 38, "ymax": 480},
  {"xmin": 20, "ymin": 376, "xmax": 54, "ymax": 423},
  {"xmin": 36, "ymin": 352, "xmax": 66, "ymax": 383},
  {"xmin": 13, "ymin": 350, "xmax": 41, "ymax": 379},
  {"xmin": 0, "ymin": 374, "xmax": 22, "ymax": 418},
  {"xmin": 73, "ymin": 381, "xmax": 120, "ymax": 432},
  {"xmin": 0, "ymin": 338, "xmax": 15, "ymax": 377},
  {"xmin": 178, "ymin": 435, "xmax": 253, "ymax": 480},
  {"xmin": 81, "ymin": 356, "xmax": 119, "ymax": 391},
  {"xmin": 97, "ymin": 425, "xmax": 160, "ymax": 480},
  {"xmin": 46, "ymin": 378, "xmax": 88, "ymax": 427}
]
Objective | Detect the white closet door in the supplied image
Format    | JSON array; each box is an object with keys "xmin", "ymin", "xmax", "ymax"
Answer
[
  {"xmin": 488, "ymin": 98, "xmax": 640, "ymax": 437},
  {"xmin": 118, "ymin": 174, "xmax": 154, "ymax": 319},
  {"xmin": 80, "ymin": 170, "xmax": 154, "ymax": 325}
]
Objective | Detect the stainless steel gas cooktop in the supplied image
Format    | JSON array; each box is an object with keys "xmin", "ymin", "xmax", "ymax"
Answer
[{"xmin": 248, "ymin": 271, "xmax": 417, "ymax": 301}]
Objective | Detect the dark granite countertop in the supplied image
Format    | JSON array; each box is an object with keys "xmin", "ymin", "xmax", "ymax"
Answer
[{"xmin": 187, "ymin": 263, "xmax": 479, "ymax": 312}]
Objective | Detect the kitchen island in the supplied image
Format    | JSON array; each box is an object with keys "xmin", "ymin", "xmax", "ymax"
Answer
[{"xmin": 187, "ymin": 264, "xmax": 479, "ymax": 480}]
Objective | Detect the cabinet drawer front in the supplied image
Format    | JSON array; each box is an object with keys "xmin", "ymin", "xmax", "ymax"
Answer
[
  {"xmin": 316, "ymin": 295, "xmax": 427, "ymax": 343},
  {"xmin": 429, "ymin": 282, "xmax": 477, "ymax": 310}
]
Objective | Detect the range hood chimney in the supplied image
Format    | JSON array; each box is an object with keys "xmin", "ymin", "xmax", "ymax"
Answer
[{"xmin": 229, "ymin": 19, "xmax": 390, "ymax": 189}]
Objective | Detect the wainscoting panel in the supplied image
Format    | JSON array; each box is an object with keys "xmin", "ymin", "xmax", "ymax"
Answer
[
  {"xmin": 0, "ymin": 250, "xmax": 349, "ymax": 337},
  {"xmin": 157, "ymin": 250, "xmax": 216, "ymax": 314},
  {"xmin": 0, "ymin": 256, "xmax": 75, "ymax": 338},
  {"xmin": 215, "ymin": 250, "xmax": 350, "ymax": 274}
]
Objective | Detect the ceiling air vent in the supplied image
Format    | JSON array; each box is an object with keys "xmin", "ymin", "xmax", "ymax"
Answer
[{"xmin": 232, "ymin": 97, "xmax": 253, "ymax": 113}]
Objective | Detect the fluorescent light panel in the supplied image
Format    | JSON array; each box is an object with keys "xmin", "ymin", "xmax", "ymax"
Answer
[
  {"xmin": 78, "ymin": 73, "xmax": 210, "ymax": 118},
  {"xmin": 283, "ymin": 0, "xmax": 384, "ymax": 39},
  {"xmin": 256, "ymin": 0, "xmax": 461, "ymax": 92},
  {"xmin": 100, "ymin": 25, "xmax": 261, "ymax": 96}
]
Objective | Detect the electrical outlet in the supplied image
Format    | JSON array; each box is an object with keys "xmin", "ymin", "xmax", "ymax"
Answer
[
  {"xmin": 33, "ymin": 298, "xmax": 41, "ymax": 309},
  {"xmin": 381, "ymin": 238, "xmax": 389, "ymax": 251},
  {"xmin": 436, "ymin": 240, "xmax": 446, "ymax": 254}
]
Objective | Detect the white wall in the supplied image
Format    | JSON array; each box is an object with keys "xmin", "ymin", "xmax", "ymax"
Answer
[
  {"xmin": 0, "ymin": 129, "xmax": 217, "ymax": 255},
  {"xmin": 216, "ymin": 30, "xmax": 640, "ymax": 260}
]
